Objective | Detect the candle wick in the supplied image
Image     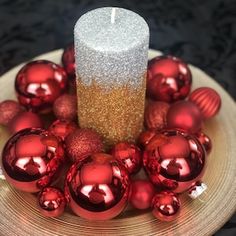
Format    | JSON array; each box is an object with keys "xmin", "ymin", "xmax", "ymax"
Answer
[{"xmin": 111, "ymin": 8, "xmax": 116, "ymax": 24}]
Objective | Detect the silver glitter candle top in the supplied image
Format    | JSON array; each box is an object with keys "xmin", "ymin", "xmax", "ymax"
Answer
[{"xmin": 74, "ymin": 7, "xmax": 149, "ymax": 89}]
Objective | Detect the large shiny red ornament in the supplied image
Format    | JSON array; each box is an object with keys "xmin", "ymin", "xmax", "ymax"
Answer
[
  {"xmin": 129, "ymin": 180, "xmax": 155, "ymax": 210},
  {"xmin": 65, "ymin": 128, "xmax": 103, "ymax": 163},
  {"xmin": 152, "ymin": 191, "xmax": 180, "ymax": 221},
  {"xmin": 38, "ymin": 187, "xmax": 66, "ymax": 217},
  {"xmin": 195, "ymin": 132, "xmax": 212, "ymax": 155},
  {"xmin": 189, "ymin": 87, "xmax": 221, "ymax": 119},
  {"xmin": 147, "ymin": 56, "xmax": 192, "ymax": 103},
  {"xmin": 62, "ymin": 44, "xmax": 75, "ymax": 80},
  {"xmin": 138, "ymin": 129, "xmax": 156, "ymax": 150},
  {"xmin": 0, "ymin": 100, "xmax": 24, "ymax": 125},
  {"xmin": 111, "ymin": 142, "xmax": 142, "ymax": 175},
  {"xmin": 145, "ymin": 101, "xmax": 169, "ymax": 130},
  {"xmin": 143, "ymin": 130, "xmax": 206, "ymax": 193},
  {"xmin": 1, "ymin": 128, "xmax": 65, "ymax": 192},
  {"xmin": 15, "ymin": 60, "xmax": 68, "ymax": 113},
  {"xmin": 167, "ymin": 101, "xmax": 202, "ymax": 133},
  {"xmin": 9, "ymin": 111, "xmax": 43, "ymax": 134},
  {"xmin": 64, "ymin": 153, "xmax": 130, "ymax": 220}
]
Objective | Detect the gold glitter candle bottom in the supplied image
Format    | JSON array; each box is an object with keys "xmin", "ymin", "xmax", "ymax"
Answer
[{"xmin": 76, "ymin": 76, "xmax": 146, "ymax": 147}]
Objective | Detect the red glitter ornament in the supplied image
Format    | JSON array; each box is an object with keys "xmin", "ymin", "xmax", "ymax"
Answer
[
  {"xmin": 2, "ymin": 128, "xmax": 64, "ymax": 192},
  {"xmin": 152, "ymin": 191, "xmax": 180, "ymax": 221},
  {"xmin": 147, "ymin": 56, "xmax": 192, "ymax": 103},
  {"xmin": 195, "ymin": 132, "xmax": 212, "ymax": 155},
  {"xmin": 61, "ymin": 44, "xmax": 75, "ymax": 80},
  {"xmin": 9, "ymin": 111, "xmax": 43, "ymax": 134},
  {"xmin": 0, "ymin": 100, "xmax": 24, "ymax": 125},
  {"xmin": 145, "ymin": 101, "xmax": 169, "ymax": 130},
  {"xmin": 65, "ymin": 128, "xmax": 103, "ymax": 163},
  {"xmin": 129, "ymin": 180, "xmax": 155, "ymax": 210},
  {"xmin": 138, "ymin": 129, "xmax": 156, "ymax": 150},
  {"xmin": 38, "ymin": 187, "xmax": 66, "ymax": 217},
  {"xmin": 111, "ymin": 142, "xmax": 142, "ymax": 175},
  {"xmin": 167, "ymin": 101, "xmax": 202, "ymax": 133},
  {"xmin": 64, "ymin": 153, "xmax": 130, "ymax": 220},
  {"xmin": 48, "ymin": 119, "xmax": 77, "ymax": 141},
  {"xmin": 143, "ymin": 130, "xmax": 206, "ymax": 193},
  {"xmin": 53, "ymin": 94, "xmax": 77, "ymax": 121},
  {"xmin": 15, "ymin": 60, "xmax": 68, "ymax": 113},
  {"xmin": 189, "ymin": 87, "xmax": 221, "ymax": 119}
]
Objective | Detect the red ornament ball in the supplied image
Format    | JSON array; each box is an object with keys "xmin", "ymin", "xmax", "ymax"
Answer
[
  {"xmin": 15, "ymin": 60, "xmax": 68, "ymax": 113},
  {"xmin": 9, "ymin": 111, "xmax": 43, "ymax": 134},
  {"xmin": 64, "ymin": 153, "xmax": 130, "ymax": 220},
  {"xmin": 61, "ymin": 44, "xmax": 75, "ymax": 80},
  {"xmin": 189, "ymin": 87, "xmax": 221, "ymax": 119},
  {"xmin": 129, "ymin": 180, "xmax": 155, "ymax": 210},
  {"xmin": 143, "ymin": 130, "xmax": 206, "ymax": 193},
  {"xmin": 147, "ymin": 56, "xmax": 192, "ymax": 103},
  {"xmin": 2, "ymin": 128, "xmax": 65, "ymax": 192},
  {"xmin": 167, "ymin": 100, "xmax": 202, "ymax": 133},
  {"xmin": 145, "ymin": 101, "xmax": 170, "ymax": 130},
  {"xmin": 111, "ymin": 142, "xmax": 142, "ymax": 175},
  {"xmin": 152, "ymin": 191, "xmax": 180, "ymax": 221},
  {"xmin": 48, "ymin": 119, "xmax": 77, "ymax": 141},
  {"xmin": 195, "ymin": 132, "xmax": 212, "ymax": 155},
  {"xmin": 65, "ymin": 128, "xmax": 103, "ymax": 163},
  {"xmin": 138, "ymin": 129, "xmax": 156, "ymax": 150},
  {"xmin": 0, "ymin": 100, "xmax": 24, "ymax": 125},
  {"xmin": 38, "ymin": 187, "xmax": 66, "ymax": 217},
  {"xmin": 53, "ymin": 94, "xmax": 77, "ymax": 121}
]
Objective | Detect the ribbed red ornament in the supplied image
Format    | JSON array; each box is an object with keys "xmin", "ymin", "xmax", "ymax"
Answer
[{"xmin": 189, "ymin": 87, "xmax": 221, "ymax": 119}]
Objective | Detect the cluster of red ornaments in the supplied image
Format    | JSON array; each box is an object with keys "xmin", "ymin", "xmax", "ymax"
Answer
[{"xmin": 0, "ymin": 46, "xmax": 222, "ymax": 222}]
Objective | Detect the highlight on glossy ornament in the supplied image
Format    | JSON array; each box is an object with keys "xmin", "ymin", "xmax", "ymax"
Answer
[
  {"xmin": 15, "ymin": 60, "xmax": 68, "ymax": 113},
  {"xmin": 147, "ymin": 55, "xmax": 192, "ymax": 103},
  {"xmin": 1, "ymin": 128, "xmax": 64, "ymax": 192},
  {"xmin": 61, "ymin": 44, "xmax": 75, "ymax": 80},
  {"xmin": 152, "ymin": 191, "xmax": 180, "ymax": 221},
  {"xmin": 195, "ymin": 132, "xmax": 212, "ymax": 154},
  {"xmin": 143, "ymin": 129, "xmax": 206, "ymax": 193},
  {"xmin": 64, "ymin": 153, "xmax": 130, "ymax": 220},
  {"xmin": 38, "ymin": 187, "xmax": 66, "ymax": 217},
  {"xmin": 138, "ymin": 129, "xmax": 156, "ymax": 150}
]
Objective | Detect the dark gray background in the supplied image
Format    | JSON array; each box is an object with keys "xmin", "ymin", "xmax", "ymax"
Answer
[{"xmin": 0, "ymin": 0, "xmax": 235, "ymax": 235}]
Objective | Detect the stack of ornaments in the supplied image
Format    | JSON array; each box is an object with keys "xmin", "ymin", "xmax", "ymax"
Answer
[{"xmin": 0, "ymin": 45, "xmax": 221, "ymax": 222}]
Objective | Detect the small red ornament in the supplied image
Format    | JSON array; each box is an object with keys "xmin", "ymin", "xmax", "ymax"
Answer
[
  {"xmin": 38, "ymin": 187, "xmax": 66, "ymax": 217},
  {"xmin": 2, "ymin": 128, "xmax": 64, "ymax": 192},
  {"xmin": 15, "ymin": 60, "xmax": 68, "ymax": 113},
  {"xmin": 0, "ymin": 100, "xmax": 24, "ymax": 125},
  {"xmin": 195, "ymin": 132, "xmax": 212, "ymax": 154},
  {"xmin": 48, "ymin": 119, "xmax": 77, "ymax": 141},
  {"xmin": 111, "ymin": 142, "xmax": 142, "ymax": 175},
  {"xmin": 138, "ymin": 129, "xmax": 156, "ymax": 150},
  {"xmin": 167, "ymin": 101, "xmax": 202, "ymax": 133},
  {"xmin": 145, "ymin": 101, "xmax": 169, "ymax": 130},
  {"xmin": 62, "ymin": 44, "xmax": 75, "ymax": 80},
  {"xmin": 53, "ymin": 94, "xmax": 77, "ymax": 121},
  {"xmin": 189, "ymin": 87, "xmax": 221, "ymax": 119},
  {"xmin": 65, "ymin": 128, "xmax": 103, "ymax": 163},
  {"xmin": 64, "ymin": 153, "xmax": 130, "ymax": 220},
  {"xmin": 143, "ymin": 130, "xmax": 206, "ymax": 193},
  {"xmin": 129, "ymin": 180, "xmax": 155, "ymax": 210},
  {"xmin": 152, "ymin": 191, "xmax": 180, "ymax": 221},
  {"xmin": 147, "ymin": 56, "xmax": 192, "ymax": 102},
  {"xmin": 9, "ymin": 111, "xmax": 43, "ymax": 134}
]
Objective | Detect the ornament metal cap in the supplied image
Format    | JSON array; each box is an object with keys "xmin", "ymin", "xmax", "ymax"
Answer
[{"xmin": 188, "ymin": 181, "xmax": 207, "ymax": 200}]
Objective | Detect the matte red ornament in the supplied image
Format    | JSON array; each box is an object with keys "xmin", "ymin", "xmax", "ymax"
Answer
[
  {"xmin": 195, "ymin": 132, "xmax": 212, "ymax": 155},
  {"xmin": 111, "ymin": 142, "xmax": 142, "ymax": 175},
  {"xmin": 2, "ymin": 128, "xmax": 65, "ymax": 192},
  {"xmin": 48, "ymin": 119, "xmax": 77, "ymax": 141},
  {"xmin": 64, "ymin": 153, "xmax": 130, "ymax": 220},
  {"xmin": 189, "ymin": 87, "xmax": 221, "ymax": 119},
  {"xmin": 53, "ymin": 94, "xmax": 77, "ymax": 121},
  {"xmin": 0, "ymin": 100, "xmax": 24, "ymax": 125},
  {"xmin": 38, "ymin": 187, "xmax": 66, "ymax": 217},
  {"xmin": 61, "ymin": 44, "xmax": 75, "ymax": 80},
  {"xmin": 145, "ymin": 101, "xmax": 169, "ymax": 130},
  {"xmin": 143, "ymin": 129, "xmax": 206, "ymax": 193},
  {"xmin": 152, "ymin": 191, "xmax": 180, "ymax": 221},
  {"xmin": 65, "ymin": 128, "xmax": 103, "ymax": 163},
  {"xmin": 15, "ymin": 60, "xmax": 68, "ymax": 113},
  {"xmin": 9, "ymin": 111, "xmax": 43, "ymax": 134},
  {"xmin": 167, "ymin": 100, "xmax": 202, "ymax": 133},
  {"xmin": 138, "ymin": 129, "xmax": 156, "ymax": 150},
  {"xmin": 147, "ymin": 56, "xmax": 192, "ymax": 103},
  {"xmin": 129, "ymin": 180, "xmax": 155, "ymax": 210}
]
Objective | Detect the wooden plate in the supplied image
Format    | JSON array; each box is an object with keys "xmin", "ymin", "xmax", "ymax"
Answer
[{"xmin": 0, "ymin": 49, "xmax": 235, "ymax": 236}]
